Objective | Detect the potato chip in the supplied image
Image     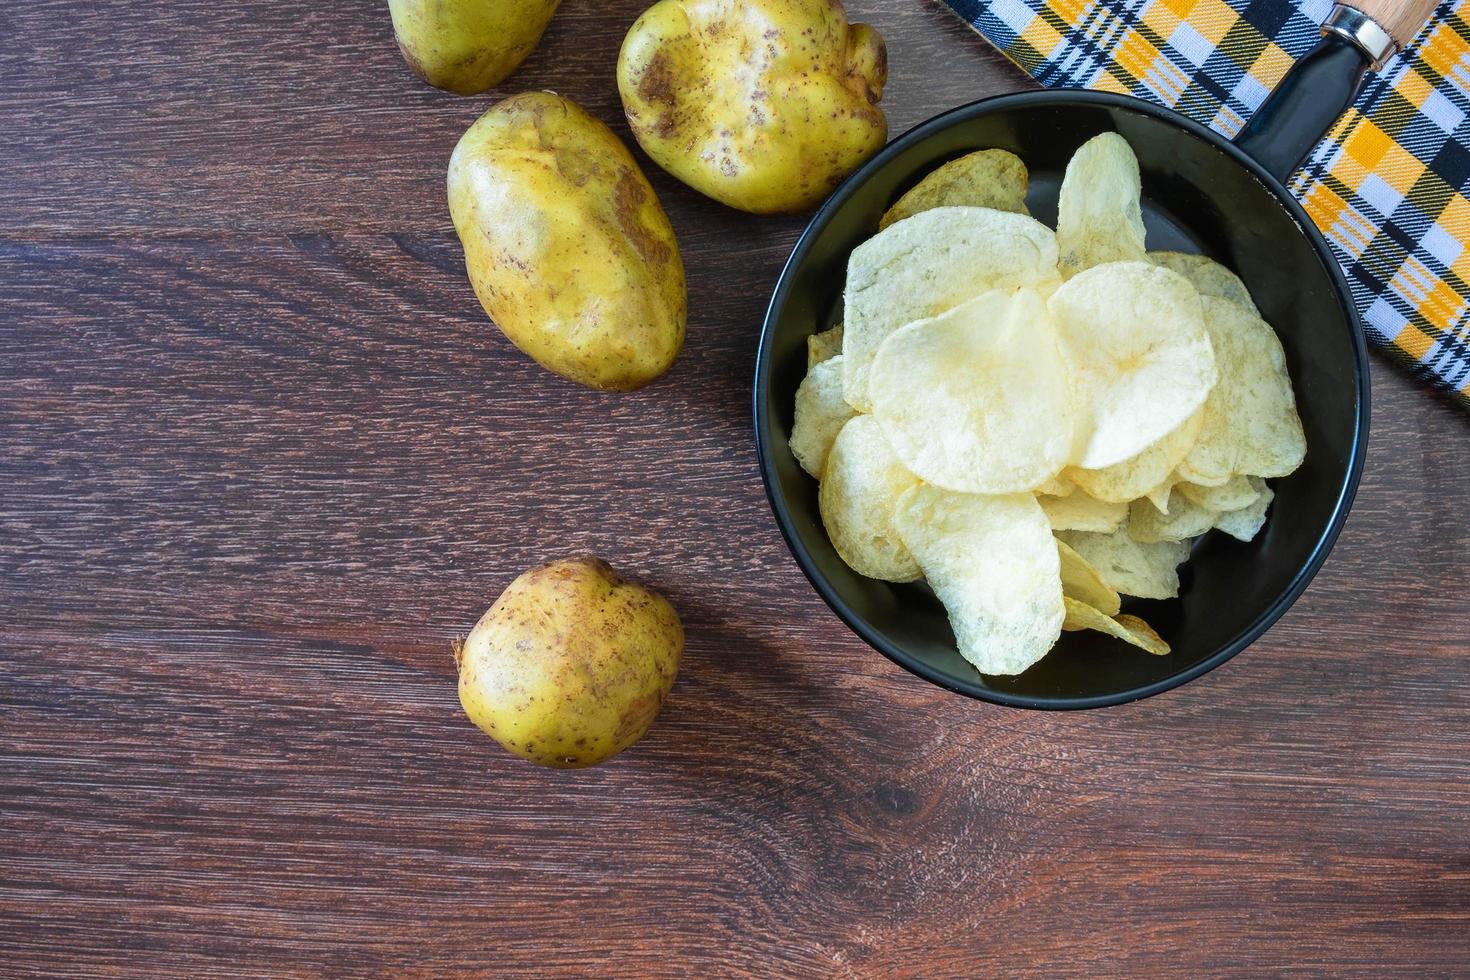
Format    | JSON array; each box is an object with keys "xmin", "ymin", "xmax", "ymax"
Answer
[
  {"xmin": 1048, "ymin": 261, "xmax": 1216, "ymax": 469},
  {"xmin": 818, "ymin": 417, "xmax": 922, "ymax": 582},
  {"xmin": 878, "ymin": 149, "xmax": 1030, "ymax": 230},
  {"xmin": 1039, "ymin": 492, "xmax": 1127, "ymax": 534},
  {"xmin": 842, "ymin": 206, "xmax": 1061, "ymax": 412},
  {"xmin": 1056, "ymin": 132, "xmax": 1147, "ymax": 277},
  {"xmin": 1057, "ymin": 523, "xmax": 1190, "ymax": 600},
  {"xmin": 1143, "ymin": 479, "xmax": 1175, "ymax": 513},
  {"xmin": 1177, "ymin": 474, "xmax": 1260, "ymax": 513},
  {"xmin": 1061, "ymin": 598, "xmax": 1170, "ymax": 655},
  {"xmin": 789, "ymin": 355, "xmax": 855, "ymax": 478},
  {"xmin": 894, "ymin": 486, "xmax": 1063, "ymax": 676},
  {"xmin": 1064, "ymin": 408, "xmax": 1203, "ymax": 503},
  {"xmin": 1214, "ymin": 477, "xmax": 1274, "ymax": 542},
  {"xmin": 1057, "ymin": 540, "xmax": 1121, "ymax": 616},
  {"xmin": 1149, "ymin": 251, "xmax": 1257, "ymax": 313},
  {"xmin": 1177, "ymin": 296, "xmax": 1305, "ymax": 485},
  {"xmin": 807, "ymin": 323, "xmax": 844, "ymax": 371},
  {"xmin": 1128, "ymin": 490, "xmax": 1219, "ymax": 543},
  {"xmin": 869, "ymin": 288, "xmax": 1077, "ymax": 493},
  {"xmin": 1039, "ymin": 472, "xmax": 1076, "ymax": 497}
]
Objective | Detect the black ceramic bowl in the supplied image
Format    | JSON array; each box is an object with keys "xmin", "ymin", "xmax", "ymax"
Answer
[{"xmin": 754, "ymin": 91, "xmax": 1369, "ymax": 709}]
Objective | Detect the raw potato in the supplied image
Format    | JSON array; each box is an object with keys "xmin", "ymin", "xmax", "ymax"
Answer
[
  {"xmin": 894, "ymin": 486, "xmax": 1063, "ymax": 676},
  {"xmin": 1039, "ymin": 492, "xmax": 1127, "ymax": 534},
  {"xmin": 879, "ymin": 149, "xmax": 1029, "ymax": 230},
  {"xmin": 1128, "ymin": 490, "xmax": 1219, "ymax": 543},
  {"xmin": 1178, "ymin": 475, "xmax": 1260, "ymax": 513},
  {"xmin": 869, "ymin": 289, "xmax": 1076, "ymax": 494},
  {"xmin": 843, "ymin": 206, "xmax": 1061, "ymax": 412},
  {"xmin": 1057, "ymin": 540, "xmax": 1122, "ymax": 616},
  {"xmin": 1065, "ymin": 408, "xmax": 1203, "ymax": 503},
  {"xmin": 1215, "ymin": 477, "xmax": 1275, "ymax": 542},
  {"xmin": 1150, "ymin": 251, "xmax": 1257, "ymax": 313},
  {"xmin": 818, "ymin": 416, "xmax": 921, "ymax": 582},
  {"xmin": 455, "ymin": 557, "xmax": 682, "ymax": 769},
  {"xmin": 617, "ymin": 0, "xmax": 887, "ymax": 213},
  {"xmin": 448, "ymin": 93, "xmax": 686, "ymax": 391},
  {"xmin": 1048, "ymin": 261, "xmax": 1216, "ymax": 469},
  {"xmin": 807, "ymin": 323, "xmax": 844, "ymax": 370},
  {"xmin": 790, "ymin": 356, "xmax": 856, "ymax": 478},
  {"xmin": 389, "ymin": 0, "xmax": 562, "ymax": 95},
  {"xmin": 1056, "ymin": 132, "xmax": 1147, "ymax": 277},
  {"xmin": 1057, "ymin": 524, "xmax": 1191, "ymax": 600},
  {"xmin": 1061, "ymin": 598, "xmax": 1170, "ymax": 656},
  {"xmin": 1177, "ymin": 296, "xmax": 1306, "ymax": 485}
]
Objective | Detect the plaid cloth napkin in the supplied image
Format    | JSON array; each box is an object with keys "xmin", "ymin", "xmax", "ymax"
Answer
[{"xmin": 942, "ymin": 0, "xmax": 1470, "ymax": 408}]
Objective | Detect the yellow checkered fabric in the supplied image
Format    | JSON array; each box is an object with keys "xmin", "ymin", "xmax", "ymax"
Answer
[{"xmin": 944, "ymin": 0, "xmax": 1470, "ymax": 407}]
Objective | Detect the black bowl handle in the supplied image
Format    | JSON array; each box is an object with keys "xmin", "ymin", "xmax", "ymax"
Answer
[{"xmin": 1234, "ymin": 0, "xmax": 1439, "ymax": 182}]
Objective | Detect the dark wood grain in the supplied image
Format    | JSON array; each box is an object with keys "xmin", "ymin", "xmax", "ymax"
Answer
[{"xmin": 3, "ymin": 1, "xmax": 1469, "ymax": 976}]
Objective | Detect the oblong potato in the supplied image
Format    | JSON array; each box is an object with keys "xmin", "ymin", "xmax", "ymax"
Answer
[
  {"xmin": 448, "ymin": 93, "xmax": 686, "ymax": 391},
  {"xmin": 390, "ymin": 0, "xmax": 562, "ymax": 96},
  {"xmin": 618, "ymin": 0, "xmax": 887, "ymax": 214},
  {"xmin": 818, "ymin": 416, "xmax": 921, "ymax": 582}
]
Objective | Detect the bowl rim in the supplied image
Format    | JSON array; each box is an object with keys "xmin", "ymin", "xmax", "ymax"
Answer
[{"xmin": 752, "ymin": 88, "xmax": 1371, "ymax": 710}]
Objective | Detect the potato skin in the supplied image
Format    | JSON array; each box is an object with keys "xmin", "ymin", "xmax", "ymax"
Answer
[
  {"xmin": 448, "ymin": 93, "xmax": 687, "ymax": 391},
  {"xmin": 388, "ymin": 0, "xmax": 562, "ymax": 96},
  {"xmin": 617, "ymin": 0, "xmax": 888, "ymax": 214},
  {"xmin": 455, "ymin": 557, "xmax": 683, "ymax": 769}
]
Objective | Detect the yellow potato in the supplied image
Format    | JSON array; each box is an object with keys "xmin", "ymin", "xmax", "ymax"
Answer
[
  {"xmin": 618, "ymin": 0, "xmax": 887, "ymax": 213},
  {"xmin": 879, "ymin": 149, "xmax": 1030, "ymax": 230},
  {"xmin": 389, "ymin": 0, "xmax": 561, "ymax": 95},
  {"xmin": 455, "ymin": 557, "xmax": 682, "ymax": 768},
  {"xmin": 448, "ymin": 93, "xmax": 686, "ymax": 391}
]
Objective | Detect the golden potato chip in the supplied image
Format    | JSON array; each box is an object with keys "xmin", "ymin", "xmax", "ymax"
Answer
[
  {"xmin": 894, "ymin": 486, "xmax": 1063, "ymax": 676},
  {"xmin": 1048, "ymin": 261, "xmax": 1216, "ymax": 469},
  {"xmin": 1128, "ymin": 490, "xmax": 1218, "ymax": 543},
  {"xmin": 807, "ymin": 323, "xmax": 844, "ymax": 371},
  {"xmin": 1057, "ymin": 540, "xmax": 1122, "ymax": 616},
  {"xmin": 789, "ymin": 355, "xmax": 855, "ymax": 478},
  {"xmin": 1061, "ymin": 598, "xmax": 1170, "ymax": 655},
  {"xmin": 1149, "ymin": 251, "xmax": 1257, "ymax": 313},
  {"xmin": 1142, "ymin": 479, "xmax": 1175, "ymax": 513},
  {"xmin": 818, "ymin": 416, "xmax": 922, "ymax": 582},
  {"xmin": 1177, "ymin": 474, "xmax": 1260, "ymax": 513},
  {"xmin": 1177, "ymin": 296, "xmax": 1306, "ymax": 485},
  {"xmin": 878, "ymin": 149, "xmax": 1029, "ymax": 230},
  {"xmin": 1215, "ymin": 477, "xmax": 1274, "ymax": 542},
  {"xmin": 1039, "ymin": 472, "xmax": 1076, "ymax": 497},
  {"xmin": 842, "ymin": 206, "xmax": 1061, "ymax": 412},
  {"xmin": 1057, "ymin": 523, "xmax": 1191, "ymax": 600},
  {"xmin": 869, "ymin": 289, "xmax": 1077, "ymax": 493},
  {"xmin": 1065, "ymin": 408, "xmax": 1203, "ymax": 503},
  {"xmin": 1056, "ymin": 132, "xmax": 1147, "ymax": 277},
  {"xmin": 1039, "ymin": 492, "xmax": 1127, "ymax": 533}
]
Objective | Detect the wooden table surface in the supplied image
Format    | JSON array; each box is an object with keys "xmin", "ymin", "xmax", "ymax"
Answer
[{"xmin": 5, "ymin": 1, "xmax": 1470, "ymax": 975}]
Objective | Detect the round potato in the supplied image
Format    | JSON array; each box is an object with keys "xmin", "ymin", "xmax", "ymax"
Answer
[
  {"xmin": 389, "ymin": 0, "xmax": 562, "ymax": 95},
  {"xmin": 617, "ymin": 0, "xmax": 887, "ymax": 213},
  {"xmin": 448, "ymin": 93, "xmax": 686, "ymax": 391},
  {"xmin": 455, "ymin": 557, "xmax": 682, "ymax": 769}
]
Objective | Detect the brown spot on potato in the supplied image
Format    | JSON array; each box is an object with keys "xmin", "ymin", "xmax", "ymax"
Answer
[{"xmin": 613, "ymin": 170, "xmax": 671, "ymax": 267}]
